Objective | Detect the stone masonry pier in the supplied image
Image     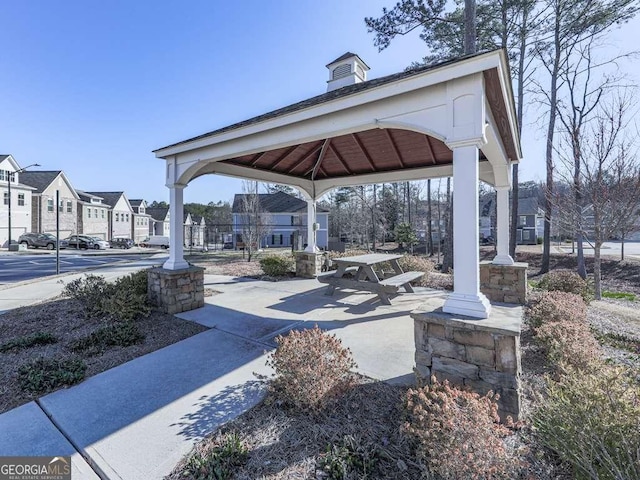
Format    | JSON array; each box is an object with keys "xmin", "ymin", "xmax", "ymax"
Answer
[
  {"xmin": 148, "ymin": 266, "xmax": 204, "ymax": 315},
  {"xmin": 412, "ymin": 296, "xmax": 522, "ymax": 421}
]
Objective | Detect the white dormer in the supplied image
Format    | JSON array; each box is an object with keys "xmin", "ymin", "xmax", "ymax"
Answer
[{"xmin": 326, "ymin": 52, "xmax": 370, "ymax": 92}]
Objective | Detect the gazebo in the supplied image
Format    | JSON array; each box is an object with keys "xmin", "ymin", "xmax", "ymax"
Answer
[
  {"xmin": 151, "ymin": 49, "xmax": 526, "ymax": 419},
  {"xmin": 152, "ymin": 49, "xmax": 521, "ymax": 320}
]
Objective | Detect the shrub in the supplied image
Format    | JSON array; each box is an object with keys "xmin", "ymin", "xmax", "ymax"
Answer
[
  {"xmin": 0, "ymin": 332, "xmax": 57, "ymax": 353},
  {"xmin": 404, "ymin": 378, "xmax": 517, "ymax": 479},
  {"xmin": 538, "ymin": 269, "xmax": 592, "ymax": 303},
  {"xmin": 18, "ymin": 357, "xmax": 87, "ymax": 394},
  {"xmin": 100, "ymin": 288, "xmax": 151, "ymax": 322},
  {"xmin": 182, "ymin": 432, "xmax": 248, "ymax": 480},
  {"xmin": 259, "ymin": 255, "xmax": 293, "ymax": 277},
  {"xmin": 69, "ymin": 322, "xmax": 144, "ymax": 354},
  {"xmin": 265, "ymin": 325, "xmax": 357, "ymax": 412},
  {"xmin": 114, "ymin": 270, "xmax": 148, "ymax": 295},
  {"xmin": 534, "ymin": 365, "xmax": 640, "ymax": 480},
  {"xmin": 62, "ymin": 272, "xmax": 151, "ymax": 321},
  {"xmin": 535, "ymin": 320, "xmax": 601, "ymax": 371},
  {"xmin": 525, "ymin": 291, "xmax": 586, "ymax": 329},
  {"xmin": 62, "ymin": 274, "xmax": 112, "ymax": 317},
  {"xmin": 397, "ymin": 255, "xmax": 434, "ymax": 286},
  {"xmin": 317, "ymin": 435, "xmax": 379, "ymax": 479}
]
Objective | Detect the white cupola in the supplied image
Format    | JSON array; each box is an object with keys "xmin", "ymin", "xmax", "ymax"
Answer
[{"xmin": 326, "ymin": 52, "xmax": 370, "ymax": 92}]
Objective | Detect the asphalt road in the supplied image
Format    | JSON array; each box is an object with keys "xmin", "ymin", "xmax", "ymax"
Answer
[{"xmin": 0, "ymin": 252, "xmax": 168, "ymax": 284}]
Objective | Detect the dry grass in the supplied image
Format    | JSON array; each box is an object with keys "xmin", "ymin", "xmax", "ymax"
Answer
[{"xmin": 0, "ymin": 297, "xmax": 207, "ymax": 414}]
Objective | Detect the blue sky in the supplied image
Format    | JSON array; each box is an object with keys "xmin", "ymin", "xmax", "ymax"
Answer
[{"xmin": 1, "ymin": 1, "xmax": 638, "ymax": 205}]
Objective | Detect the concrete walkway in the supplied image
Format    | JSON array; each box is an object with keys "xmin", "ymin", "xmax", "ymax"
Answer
[{"xmin": 0, "ymin": 273, "xmax": 445, "ymax": 479}]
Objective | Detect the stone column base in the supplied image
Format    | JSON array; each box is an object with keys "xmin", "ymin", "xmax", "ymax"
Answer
[
  {"xmin": 480, "ymin": 261, "xmax": 528, "ymax": 304},
  {"xmin": 147, "ymin": 266, "xmax": 204, "ymax": 315},
  {"xmin": 294, "ymin": 251, "xmax": 323, "ymax": 278},
  {"xmin": 411, "ymin": 297, "xmax": 523, "ymax": 421}
]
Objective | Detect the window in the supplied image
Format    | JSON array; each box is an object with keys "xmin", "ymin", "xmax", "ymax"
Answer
[
  {"xmin": 115, "ymin": 213, "xmax": 119, "ymax": 222},
  {"xmin": 0, "ymin": 170, "xmax": 15, "ymax": 182},
  {"xmin": 67, "ymin": 201, "xmax": 73, "ymax": 213},
  {"xmin": 523, "ymin": 230, "xmax": 531, "ymax": 240},
  {"xmin": 101, "ymin": 209, "xmax": 105, "ymax": 219},
  {"xmin": 94, "ymin": 208, "xmax": 97, "ymax": 217},
  {"xmin": 125, "ymin": 213, "xmax": 129, "ymax": 222},
  {"xmin": 279, "ymin": 234, "xmax": 283, "ymax": 245},
  {"xmin": 58, "ymin": 200, "xmax": 63, "ymax": 213},
  {"xmin": 18, "ymin": 193, "xmax": 25, "ymax": 206},
  {"xmin": 3, "ymin": 192, "xmax": 8, "ymax": 205},
  {"xmin": 47, "ymin": 199, "xmax": 54, "ymax": 212},
  {"xmin": 291, "ymin": 216, "xmax": 295, "ymax": 226},
  {"xmin": 87, "ymin": 208, "xmax": 91, "ymax": 218},
  {"xmin": 519, "ymin": 215, "xmax": 527, "ymax": 226},
  {"xmin": 271, "ymin": 235, "xmax": 275, "ymax": 245}
]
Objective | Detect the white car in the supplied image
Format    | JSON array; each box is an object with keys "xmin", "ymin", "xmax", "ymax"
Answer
[{"xmin": 90, "ymin": 237, "xmax": 111, "ymax": 250}]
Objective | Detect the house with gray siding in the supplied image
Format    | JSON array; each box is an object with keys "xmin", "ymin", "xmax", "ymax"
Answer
[
  {"xmin": 20, "ymin": 170, "xmax": 80, "ymax": 238},
  {"xmin": 516, "ymin": 197, "xmax": 543, "ymax": 245},
  {"xmin": 86, "ymin": 192, "xmax": 133, "ymax": 240},
  {"xmin": 147, "ymin": 206, "xmax": 170, "ymax": 237},
  {"xmin": 76, "ymin": 191, "xmax": 110, "ymax": 239},
  {"xmin": 231, "ymin": 191, "xmax": 329, "ymax": 249}
]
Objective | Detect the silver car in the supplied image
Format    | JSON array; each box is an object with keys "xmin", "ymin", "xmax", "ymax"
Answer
[{"xmin": 90, "ymin": 237, "xmax": 111, "ymax": 250}]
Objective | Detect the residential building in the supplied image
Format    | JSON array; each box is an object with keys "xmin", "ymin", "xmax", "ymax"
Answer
[
  {"xmin": 129, "ymin": 199, "xmax": 152, "ymax": 244},
  {"xmin": 516, "ymin": 197, "xmax": 544, "ymax": 245},
  {"xmin": 0, "ymin": 155, "xmax": 35, "ymax": 247},
  {"xmin": 231, "ymin": 191, "xmax": 329, "ymax": 249},
  {"xmin": 147, "ymin": 207, "xmax": 170, "ymax": 237},
  {"xmin": 184, "ymin": 213, "xmax": 206, "ymax": 248},
  {"xmin": 76, "ymin": 191, "xmax": 110, "ymax": 239},
  {"xmin": 86, "ymin": 192, "xmax": 133, "ymax": 240},
  {"xmin": 20, "ymin": 170, "xmax": 80, "ymax": 239}
]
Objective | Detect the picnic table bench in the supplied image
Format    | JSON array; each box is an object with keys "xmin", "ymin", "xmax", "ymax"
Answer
[{"xmin": 317, "ymin": 253, "xmax": 423, "ymax": 305}]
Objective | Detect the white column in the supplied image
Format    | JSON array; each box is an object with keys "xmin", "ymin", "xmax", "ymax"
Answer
[
  {"xmin": 493, "ymin": 186, "xmax": 515, "ymax": 265},
  {"xmin": 304, "ymin": 198, "xmax": 318, "ymax": 253},
  {"xmin": 163, "ymin": 184, "xmax": 189, "ymax": 270},
  {"xmin": 443, "ymin": 144, "xmax": 491, "ymax": 319}
]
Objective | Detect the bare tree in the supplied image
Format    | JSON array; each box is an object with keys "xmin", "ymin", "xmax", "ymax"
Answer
[
  {"xmin": 581, "ymin": 92, "xmax": 640, "ymax": 299},
  {"xmin": 239, "ymin": 181, "xmax": 272, "ymax": 262},
  {"xmin": 535, "ymin": 0, "xmax": 638, "ymax": 274}
]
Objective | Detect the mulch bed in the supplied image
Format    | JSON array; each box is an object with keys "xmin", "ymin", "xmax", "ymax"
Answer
[{"xmin": 0, "ymin": 298, "xmax": 207, "ymax": 414}]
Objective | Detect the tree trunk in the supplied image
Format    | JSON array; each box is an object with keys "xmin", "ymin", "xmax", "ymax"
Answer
[
  {"xmin": 464, "ymin": 0, "xmax": 477, "ymax": 54},
  {"xmin": 442, "ymin": 178, "xmax": 453, "ymax": 272},
  {"xmin": 594, "ymin": 242, "xmax": 602, "ymax": 300},
  {"xmin": 427, "ymin": 179, "xmax": 433, "ymax": 255},
  {"xmin": 621, "ymin": 232, "xmax": 625, "ymax": 261},
  {"xmin": 541, "ymin": 10, "xmax": 562, "ymax": 275}
]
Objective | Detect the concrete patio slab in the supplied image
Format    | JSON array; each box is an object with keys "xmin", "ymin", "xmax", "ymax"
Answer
[
  {"xmin": 38, "ymin": 329, "xmax": 271, "ymax": 480},
  {"xmin": 0, "ymin": 402, "xmax": 99, "ymax": 480}
]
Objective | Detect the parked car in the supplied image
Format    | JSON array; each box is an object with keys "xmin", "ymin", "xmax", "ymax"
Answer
[
  {"xmin": 139, "ymin": 235, "xmax": 170, "ymax": 249},
  {"xmin": 18, "ymin": 233, "xmax": 68, "ymax": 250},
  {"xmin": 110, "ymin": 238, "xmax": 134, "ymax": 249},
  {"xmin": 64, "ymin": 235, "xmax": 95, "ymax": 250},
  {"xmin": 89, "ymin": 237, "xmax": 110, "ymax": 250},
  {"xmin": 223, "ymin": 242, "xmax": 234, "ymax": 250}
]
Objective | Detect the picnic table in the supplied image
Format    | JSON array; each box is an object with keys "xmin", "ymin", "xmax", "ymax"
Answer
[{"xmin": 317, "ymin": 253, "xmax": 423, "ymax": 305}]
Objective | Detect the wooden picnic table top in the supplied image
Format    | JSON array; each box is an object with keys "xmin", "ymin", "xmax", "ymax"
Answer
[{"xmin": 332, "ymin": 253, "xmax": 402, "ymax": 266}]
